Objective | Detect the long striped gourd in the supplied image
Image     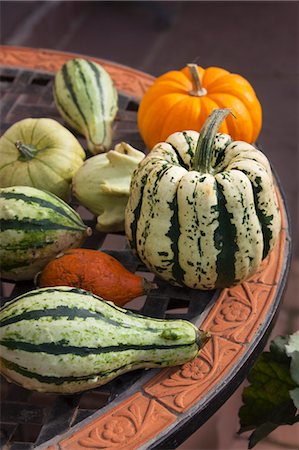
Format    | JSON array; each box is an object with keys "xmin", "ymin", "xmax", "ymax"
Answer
[
  {"xmin": 125, "ymin": 109, "xmax": 281, "ymax": 290},
  {"xmin": 0, "ymin": 286, "xmax": 209, "ymax": 394},
  {"xmin": 0, "ymin": 186, "xmax": 91, "ymax": 281},
  {"xmin": 54, "ymin": 58, "xmax": 118, "ymax": 154}
]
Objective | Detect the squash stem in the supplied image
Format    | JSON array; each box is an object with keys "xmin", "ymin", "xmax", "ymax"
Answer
[
  {"xmin": 188, "ymin": 64, "xmax": 207, "ymax": 97},
  {"xmin": 192, "ymin": 108, "xmax": 231, "ymax": 174},
  {"xmin": 15, "ymin": 141, "xmax": 38, "ymax": 161}
]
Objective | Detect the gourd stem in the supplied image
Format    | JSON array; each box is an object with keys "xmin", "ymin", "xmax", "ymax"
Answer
[
  {"xmin": 188, "ymin": 64, "xmax": 207, "ymax": 97},
  {"xmin": 192, "ymin": 108, "xmax": 231, "ymax": 174},
  {"xmin": 15, "ymin": 141, "xmax": 38, "ymax": 161}
]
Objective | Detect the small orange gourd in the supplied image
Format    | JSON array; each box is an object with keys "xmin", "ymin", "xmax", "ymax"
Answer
[
  {"xmin": 38, "ymin": 249, "xmax": 156, "ymax": 306},
  {"xmin": 138, "ymin": 64, "xmax": 262, "ymax": 149}
]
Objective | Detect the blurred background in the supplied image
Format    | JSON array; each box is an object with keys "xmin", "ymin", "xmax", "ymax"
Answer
[{"xmin": 1, "ymin": 1, "xmax": 298, "ymax": 449}]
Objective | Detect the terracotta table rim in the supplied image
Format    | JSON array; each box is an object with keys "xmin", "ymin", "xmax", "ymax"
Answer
[{"xmin": 0, "ymin": 45, "xmax": 292, "ymax": 450}]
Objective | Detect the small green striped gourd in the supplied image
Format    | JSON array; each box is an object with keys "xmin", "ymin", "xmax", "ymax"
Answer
[
  {"xmin": 125, "ymin": 109, "xmax": 281, "ymax": 290},
  {"xmin": 0, "ymin": 186, "xmax": 91, "ymax": 281},
  {"xmin": 0, "ymin": 286, "xmax": 209, "ymax": 393},
  {"xmin": 54, "ymin": 58, "xmax": 118, "ymax": 154}
]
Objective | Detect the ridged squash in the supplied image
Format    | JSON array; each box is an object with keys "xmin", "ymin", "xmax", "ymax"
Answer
[
  {"xmin": 125, "ymin": 109, "xmax": 281, "ymax": 290},
  {"xmin": 54, "ymin": 58, "xmax": 118, "ymax": 154},
  {"xmin": 0, "ymin": 286, "xmax": 209, "ymax": 393},
  {"xmin": 0, "ymin": 118, "xmax": 85, "ymax": 201},
  {"xmin": 138, "ymin": 63, "xmax": 262, "ymax": 150},
  {"xmin": 72, "ymin": 142, "xmax": 145, "ymax": 232},
  {"xmin": 0, "ymin": 186, "xmax": 91, "ymax": 281}
]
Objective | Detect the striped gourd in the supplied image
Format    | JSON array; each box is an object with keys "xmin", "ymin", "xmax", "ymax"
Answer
[
  {"xmin": 54, "ymin": 58, "xmax": 118, "ymax": 154},
  {"xmin": 125, "ymin": 109, "xmax": 281, "ymax": 290},
  {"xmin": 0, "ymin": 286, "xmax": 209, "ymax": 393},
  {"xmin": 0, "ymin": 186, "xmax": 91, "ymax": 281}
]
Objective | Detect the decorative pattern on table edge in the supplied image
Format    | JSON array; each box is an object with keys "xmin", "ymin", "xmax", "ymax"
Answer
[
  {"xmin": 0, "ymin": 46, "xmax": 155, "ymax": 98},
  {"xmin": 58, "ymin": 393, "xmax": 176, "ymax": 450}
]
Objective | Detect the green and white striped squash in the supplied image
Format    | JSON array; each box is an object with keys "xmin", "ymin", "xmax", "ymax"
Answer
[
  {"xmin": 54, "ymin": 58, "xmax": 118, "ymax": 154},
  {"xmin": 0, "ymin": 286, "xmax": 209, "ymax": 393},
  {"xmin": 0, "ymin": 186, "xmax": 91, "ymax": 281},
  {"xmin": 125, "ymin": 109, "xmax": 281, "ymax": 290}
]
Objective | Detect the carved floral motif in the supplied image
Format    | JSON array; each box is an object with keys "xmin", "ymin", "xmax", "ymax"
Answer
[
  {"xmin": 219, "ymin": 296, "xmax": 251, "ymax": 323},
  {"xmin": 144, "ymin": 337, "xmax": 241, "ymax": 412},
  {"xmin": 180, "ymin": 355, "xmax": 211, "ymax": 381},
  {"xmin": 101, "ymin": 417, "xmax": 136, "ymax": 444},
  {"xmin": 205, "ymin": 282, "xmax": 268, "ymax": 342},
  {"xmin": 59, "ymin": 393, "xmax": 176, "ymax": 450}
]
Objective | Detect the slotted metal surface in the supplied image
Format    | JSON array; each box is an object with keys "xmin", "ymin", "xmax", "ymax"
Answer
[{"xmin": 0, "ymin": 66, "xmax": 217, "ymax": 449}]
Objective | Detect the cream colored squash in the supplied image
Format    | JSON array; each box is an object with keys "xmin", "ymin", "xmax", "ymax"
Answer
[{"xmin": 125, "ymin": 109, "xmax": 281, "ymax": 290}]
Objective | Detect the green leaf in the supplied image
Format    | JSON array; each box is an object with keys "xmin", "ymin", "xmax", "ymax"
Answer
[
  {"xmin": 246, "ymin": 399, "xmax": 299, "ymax": 448},
  {"xmin": 239, "ymin": 332, "xmax": 299, "ymax": 448},
  {"xmin": 290, "ymin": 351, "xmax": 299, "ymax": 385},
  {"xmin": 290, "ymin": 387, "xmax": 299, "ymax": 409},
  {"xmin": 270, "ymin": 335, "xmax": 290, "ymax": 363},
  {"xmin": 239, "ymin": 352, "xmax": 296, "ymax": 430}
]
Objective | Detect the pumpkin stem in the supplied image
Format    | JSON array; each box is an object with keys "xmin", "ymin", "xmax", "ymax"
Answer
[
  {"xmin": 15, "ymin": 141, "xmax": 38, "ymax": 161},
  {"xmin": 192, "ymin": 108, "xmax": 231, "ymax": 174},
  {"xmin": 188, "ymin": 64, "xmax": 207, "ymax": 97}
]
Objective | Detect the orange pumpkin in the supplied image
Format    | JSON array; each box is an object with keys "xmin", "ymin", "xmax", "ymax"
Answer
[{"xmin": 138, "ymin": 64, "xmax": 262, "ymax": 149}]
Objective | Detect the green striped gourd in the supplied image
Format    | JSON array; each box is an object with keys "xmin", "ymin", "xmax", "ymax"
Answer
[
  {"xmin": 0, "ymin": 286, "xmax": 209, "ymax": 393},
  {"xmin": 0, "ymin": 186, "xmax": 91, "ymax": 281},
  {"xmin": 54, "ymin": 58, "xmax": 118, "ymax": 154},
  {"xmin": 125, "ymin": 109, "xmax": 281, "ymax": 290}
]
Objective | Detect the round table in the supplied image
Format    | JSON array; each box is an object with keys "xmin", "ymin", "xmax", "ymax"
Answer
[{"xmin": 0, "ymin": 46, "xmax": 292, "ymax": 450}]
